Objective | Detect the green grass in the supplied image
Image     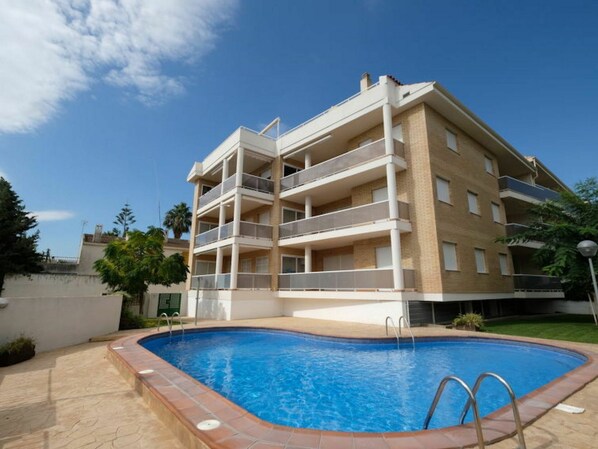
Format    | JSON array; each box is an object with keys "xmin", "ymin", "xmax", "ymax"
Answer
[{"xmin": 483, "ymin": 314, "xmax": 598, "ymax": 344}]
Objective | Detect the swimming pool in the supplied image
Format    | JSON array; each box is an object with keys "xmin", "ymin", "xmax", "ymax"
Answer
[{"xmin": 142, "ymin": 328, "xmax": 585, "ymax": 433}]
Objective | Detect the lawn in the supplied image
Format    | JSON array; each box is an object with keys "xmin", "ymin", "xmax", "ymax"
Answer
[{"xmin": 483, "ymin": 314, "xmax": 598, "ymax": 344}]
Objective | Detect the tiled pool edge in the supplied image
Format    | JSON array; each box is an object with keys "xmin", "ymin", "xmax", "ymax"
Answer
[{"xmin": 108, "ymin": 328, "xmax": 598, "ymax": 449}]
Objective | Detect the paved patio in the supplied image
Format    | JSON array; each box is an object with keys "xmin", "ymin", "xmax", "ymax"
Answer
[{"xmin": 1, "ymin": 317, "xmax": 596, "ymax": 448}]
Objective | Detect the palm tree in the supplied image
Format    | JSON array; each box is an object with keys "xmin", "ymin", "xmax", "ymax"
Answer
[{"xmin": 163, "ymin": 202, "xmax": 192, "ymax": 239}]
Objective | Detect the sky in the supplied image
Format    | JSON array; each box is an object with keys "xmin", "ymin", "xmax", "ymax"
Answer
[{"xmin": 0, "ymin": 0, "xmax": 597, "ymax": 257}]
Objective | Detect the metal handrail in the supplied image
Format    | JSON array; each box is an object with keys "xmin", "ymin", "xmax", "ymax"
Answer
[
  {"xmin": 459, "ymin": 372, "xmax": 526, "ymax": 449},
  {"xmin": 385, "ymin": 316, "xmax": 400, "ymax": 347},
  {"xmin": 157, "ymin": 313, "xmax": 170, "ymax": 332},
  {"xmin": 423, "ymin": 376, "xmax": 485, "ymax": 449},
  {"xmin": 171, "ymin": 312, "xmax": 185, "ymax": 335},
  {"xmin": 398, "ymin": 316, "xmax": 415, "ymax": 348}
]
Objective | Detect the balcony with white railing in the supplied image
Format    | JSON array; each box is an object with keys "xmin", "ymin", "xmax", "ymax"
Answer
[
  {"xmin": 278, "ymin": 200, "xmax": 410, "ymax": 242},
  {"xmin": 198, "ymin": 173, "xmax": 274, "ymax": 209},
  {"xmin": 278, "ymin": 268, "xmax": 415, "ymax": 291},
  {"xmin": 191, "ymin": 273, "xmax": 271, "ymax": 290},
  {"xmin": 280, "ymin": 138, "xmax": 405, "ymax": 192},
  {"xmin": 194, "ymin": 221, "xmax": 273, "ymax": 249}
]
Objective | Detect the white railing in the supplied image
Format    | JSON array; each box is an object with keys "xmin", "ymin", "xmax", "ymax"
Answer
[
  {"xmin": 278, "ymin": 268, "xmax": 415, "ymax": 291},
  {"xmin": 198, "ymin": 174, "xmax": 274, "ymax": 208},
  {"xmin": 195, "ymin": 222, "xmax": 272, "ymax": 248},
  {"xmin": 191, "ymin": 273, "xmax": 271, "ymax": 290}
]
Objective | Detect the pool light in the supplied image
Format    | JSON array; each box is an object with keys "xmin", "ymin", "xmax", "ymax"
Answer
[
  {"xmin": 196, "ymin": 419, "xmax": 221, "ymax": 431},
  {"xmin": 577, "ymin": 240, "xmax": 598, "ymax": 326}
]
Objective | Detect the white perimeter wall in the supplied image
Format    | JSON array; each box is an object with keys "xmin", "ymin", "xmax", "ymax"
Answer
[
  {"xmin": 186, "ymin": 290, "xmax": 281, "ymax": 321},
  {"xmin": 4, "ymin": 273, "xmax": 105, "ymax": 297},
  {"xmin": 283, "ymin": 298, "xmax": 408, "ymax": 325},
  {"xmin": 0, "ymin": 295, "xmax": 122, "ymax": 352}
]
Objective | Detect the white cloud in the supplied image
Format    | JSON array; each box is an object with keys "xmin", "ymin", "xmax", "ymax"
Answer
[
  {"xmin": 30, "ymin": 210, "xmax": 76, "ymax": 222},
  {"xmin": 0, "ymin": 0, "xmax": 238, "ymax": 133}
]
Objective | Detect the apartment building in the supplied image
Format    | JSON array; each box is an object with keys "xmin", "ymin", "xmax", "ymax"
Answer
[{"xmin": 186, "ymin": 74, "xmax": 567, "ymax": 325}]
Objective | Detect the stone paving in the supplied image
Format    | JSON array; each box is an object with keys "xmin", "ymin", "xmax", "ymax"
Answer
[{"xmin": 1, "ymin": 317, "xmax": 597, "ymax": 448}]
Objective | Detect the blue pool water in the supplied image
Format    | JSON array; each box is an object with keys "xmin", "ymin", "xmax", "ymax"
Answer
[{"xmin": 142, "ymin": 329, "xmax": 585, "ymax": 432}]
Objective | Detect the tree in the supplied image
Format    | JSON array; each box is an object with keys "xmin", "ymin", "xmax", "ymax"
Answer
[
  {"xmin": 114, "ymin": 203, "xmax": 136, "ymax": 237},
  {"xmin": 93, "ymin": 227, "xmax": 188, "ymax": 314},
  {"xmin": 500, "ymin": 177, "xmax": 598, "ymax": 297},
  {"xmin": 163, "ymin": 202, "xmax": 192, "ymax": 239},
  {"xmin": 0, "ymin": 178, "xmax": 43, "ymax": 294}
]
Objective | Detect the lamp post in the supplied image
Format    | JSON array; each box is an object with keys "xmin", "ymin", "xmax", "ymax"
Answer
[{"xmin": 577, "ymin": 240, "xmax": 598, "ymax": 326}]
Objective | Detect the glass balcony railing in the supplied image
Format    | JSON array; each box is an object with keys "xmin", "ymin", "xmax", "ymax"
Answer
[
  {"xmin": 279, "ymin": 200, "xmax": 409, "ymax": 239},
  {"xmin": 513, "ymin": 274, "xmax": 562, "ymax": 291},
  {"xmin": 280, "ymin": 138, "xmax": 405, "ymax": 191},
  {"xmin": 498, "ymin": 176, "xmax": 560, "ymax": 202},
  {"xmin": 191, "ymin": 273, "xmax": 271, "ymax": 290},
  {"xmin": 194, "ymin": 222, "xmax": 272, "ymax": 248},
  {"xmin": 278, "ymin": 268, "xmax": 415, "ymax": 291},
  {"xmin": 505, "ymin": 223, "xmax": 530, "ymax": 238},
  {"xmin": 198, "ymin": 174, "xmax": 274, "ymax": 208}
]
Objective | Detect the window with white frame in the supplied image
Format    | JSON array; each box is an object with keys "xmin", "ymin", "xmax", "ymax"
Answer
[
  {"xmin": 282, "ymin": 207, "xmax": 305, "ymax": 223},
  {"xmin": 484, "ymin": 156, "xmax": 495, "ymax": 175},
  {"xmin": 442, "ymin": 242, "xmax": 458, "ymax": 271},
  {"xmin": 372, "ymin": 187, "xmax": 389, "ymax": 203},
  {"xmin": 256, "ymin": 256, "xmax": 269, "ymax": 273},
  {"xmin": 198, "ymin": 222, "xmax": 218, "ymax": 234},
  {"xmin": 499, "ymin": 253, "xmax": 510, "ymax": 275},
  {"xmin": 436, "ymin": 177, "xmax": 451, "ymax": 204},
  {"xmin": 491, "ymin": 202, "xmax": 502, "ymax": 223},
  {"xmin": 323, "ymin": 254, "xmax": 354, "ymax": 271},
  {"xmin": 281, "ymin": 256, "xmax": 305, "ymax": 273},
  {"xmin": 393, "ymin": 124, "xmax": 403, "ymax": 142},
  {"xmin": 467, "ymin": 191, "xmax": 480, "ymax": 215},
  {"xmin": 239, "ymin": 259, "xmax": 252, "ymax": 273},
  {"xmin": 446, "ymin": 129, "xmax": 458, "ymax": 152},
  {"xmin": 474, "ymin": 248, "xmax": 487, "ymax": 273},
  {"xmin": 195, "ymin": 260, "xmax": 216, "ymax": 275},
  {"xmin": 375, "ymin": 246, "xmax": 393, "ymax": 269}
]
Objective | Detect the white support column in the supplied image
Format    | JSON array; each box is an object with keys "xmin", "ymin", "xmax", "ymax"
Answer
[
  {"xmin": 305, "ymin": 195, "xmax": 312, "ymax": 218},
  {"xmin": 222, "ymin": 158, "xmax": 229, "ymax": 182},
  {"xmin": 304, "ymin": 151, "xmax": 312, "ymax": 169},
  {"xmin": 215, "ymin": 247, "xmax": 223, "ymax": 275},
  {"xmin": 235, "ymin": 147, "xmax": 244, "ymax": 187},
  {"xmin": 230, "ymin": 243, "xmax": 239, "ymax": 289},
  {"xmin": 305, "ymin": 245, "xmax": 312, "ymax": 273},
  {"xmin": 384, "ymin": 101, "xmax": 404, "ymax": 290}
]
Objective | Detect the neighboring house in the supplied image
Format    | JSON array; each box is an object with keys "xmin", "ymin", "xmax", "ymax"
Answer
[
  {"xmin": 4, "ymin": 226, "xmax": 189, "ymax": 318},
  {"xmin": 186, "ymin": 74, "xmax": 568, "ymax": 325}
]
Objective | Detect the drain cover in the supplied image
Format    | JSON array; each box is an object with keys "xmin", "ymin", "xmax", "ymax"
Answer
[
  {"xmin": 196, "ymin": 419, "xmax": 221, "ymax": 431},
  {"xmin": 138, "ymin": 369, "xmax": 154, "ymax": 375}
]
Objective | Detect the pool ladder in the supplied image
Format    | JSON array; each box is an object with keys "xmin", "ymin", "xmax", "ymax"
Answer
[
  {"xmin": 423, "ymin": 372, "xmax": 526, "ymax": 449},
  {"xmin": 157, "ymin": 312, "xmax": 185, "ymax": 337},
  {"xmin": 385, "ymin": 316, "xmax": 415, "ymax": 349}
]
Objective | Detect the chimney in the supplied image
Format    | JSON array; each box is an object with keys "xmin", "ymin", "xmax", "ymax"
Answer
[
  {"xmin": 360, "ymin": 72, "xmax": 372, "ymax": 92},
  {"xmin": 93, "ymin": 224, "xmax": 103, "ymax": 242}
]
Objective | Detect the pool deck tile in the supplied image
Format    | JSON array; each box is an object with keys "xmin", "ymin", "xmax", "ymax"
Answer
[
  {"xmin": 286, "ymin": 429, "xmax": 322, "ymax": 448},
  {"xmin": 352, "ymin": 434, "xmax": 391, "ymax": 449}
]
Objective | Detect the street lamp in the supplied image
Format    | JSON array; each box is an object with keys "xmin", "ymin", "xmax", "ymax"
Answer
[{"xmin": 577, "ymin": 240, "xmax": 598, "ymax": 326}]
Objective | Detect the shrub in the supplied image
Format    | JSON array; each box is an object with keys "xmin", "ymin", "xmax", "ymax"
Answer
[
  {"xmin": 0, "ymin": 336, "xmax": 35, "ymax": 366},
  {"xmin": 453, "ymin": 313, "xmax": 484, "ymax": 331},
  {"xmin": 119, "ymin": 308, "xmax": 145, "ymax": 330}
]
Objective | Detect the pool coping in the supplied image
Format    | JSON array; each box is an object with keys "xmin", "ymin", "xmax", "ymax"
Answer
[{"xmin": 108, "ymin": 326, "xmax": 598, "ymax": 449}]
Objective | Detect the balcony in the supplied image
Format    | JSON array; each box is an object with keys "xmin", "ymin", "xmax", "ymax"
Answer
[
  {"xmin": 499, "ymin": 176, "xmax": 559, "ymax": 203},
  {"xmin": 191, "ymin": 273, "xmax": 271, "ymax": 290},
  {"xmin": 278, "ymin": 268, "xmax": 415, "ymax": 291},
  {"xmin": 279, "ymin": 200, "xmax": 410, "ymax": 240},
  {"xmin": 513, "ymin": 274, "xmax": 562, "ymax": 291},
  {"xmin": 194, "ymin": 222, "xmax": 272, "ymax": 248},
  {"xmin": 280, "ymin": 138, "xmax": 405, "ymax": 192},
  {"xmin": 198, "ymin": 173, "xmax": 274, "ymax": 209}
]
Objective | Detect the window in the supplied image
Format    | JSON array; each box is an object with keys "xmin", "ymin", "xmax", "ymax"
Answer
[
  {"xmin": 484, "ymin": 156, "xmax": 494, "ymax": 175},
  {"xmin": 283, "ymin": 163, "xmax": 301, "ymax": 177},
  {"xmin": 256, "ymin": 256, "xmax": 269, "ymax": 273},
  {"xmin": 442, "ymin": 242, "xmax": 458, "ymax": 271},
  {"xmin": 282, "ymin": 207, "xmax": 305, "ymax": 223},
  {"xmin": 491, "ymin": 202, "xmax": 502, "ymax": 223},
  {"xmin": 198, "ymin": 222, "xmax": 218, "ymax": 234},
  {"xmin": 446, "ymin": 129, "xmax": 458, "ymax": 152},
  {"xmin": 372, "ymin": 187, "xmax": 389, "ymax": 203},
  {"xmin": 239, "ymin": 259, "xmax": 252, "ymax": 273},
  {"xmin": 201, "ymin": 185, "xmax": 213, "ymax": 195},
  {"xmin": 258, "ymin": 211, "xmax": 270, "ymax": 224},
  {"xmin": 358, "ymin": 138, "xmax": 373, "ymax": 147},
  {"xmin": 436, "ymin": 177, "xmax": 451, "ymax": 204},
  {"xmin": 323, "ymin": 254, "xmax": 354, "ymax": 271},
  {"xmin": 195, "ymin": 260, "xmax": 216, "ymax": 275},
  {"xmin": 393, "ymin": 124, "xmax": 403, "ymax": 142},
  {"xmin": 467, "ymin": 191, "xmax": 479, "ymax": 215},
  {"xmin": 474, "ymin": 248, "xmax": 487, "ymax": 273},
  {"xmin": 282, "ymin": 256, "xmax": 305, "ymax": 273},
  {"xmin": 499, "ymin": 254, "xmax": 510, "ymax": 275},
  {"xmin": 376, "ymin": 246, "xmax": 392, "ymax": 268}
]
